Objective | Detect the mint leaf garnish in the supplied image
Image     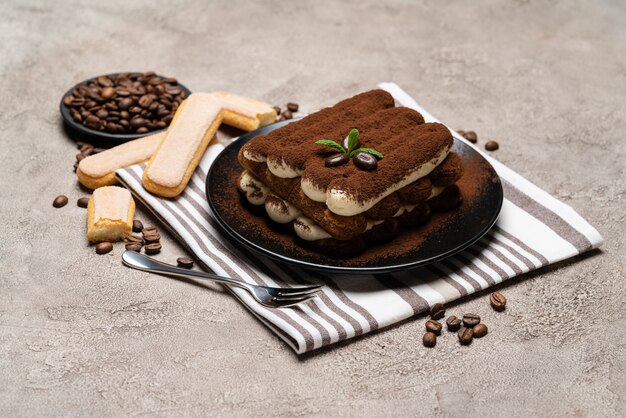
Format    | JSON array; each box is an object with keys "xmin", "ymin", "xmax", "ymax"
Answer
[
  {"xmin": 347, "ymin": 129, "xmax": 359, "ymax": 154},
  {"xmin": 315, "ymin": 139, "xmax": 346, "ymax": 154},
  {"xmin": 349, "ymin": 148, "xmax": 384, "ymax": 159}
]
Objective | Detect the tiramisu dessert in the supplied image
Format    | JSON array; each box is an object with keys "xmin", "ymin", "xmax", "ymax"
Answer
[{"xmin": 237, "ymin": 89, "xmax": 464, "ymax": 257}]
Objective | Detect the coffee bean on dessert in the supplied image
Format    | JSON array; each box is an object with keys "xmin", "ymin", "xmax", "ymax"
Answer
[
  {"xmin": 473, "ymin": 323, "xmax": 488, "ymax": 338},
  {"xmin": 325, "ymin": 153, "xmax": 349, "ymax": 167},
  {"xmin": 462, "ymin": 313, "xmax": 481, "ymax": 327},
  {"xmin": 425, "ymin": 320, "xmax": 442, "ymax": 335},
  {"xmin": 125, "ymin": 242, "xmax": 142, "ymax": 252},
  {"xmin": 458, "ymin": 327, "xmax": 474, "ymax": 345},
  {"xmin": 429, "ymin": 303, "xmax": 446, "ymax": 320},
  {"xmin": 462, "ymin": 131, "xmax": 478, "ymax": 143},
  {"xmin": 422, "ymin": 332, "xmax": 437, "ymax": 348},
  {"xmin": 77, "ymin": 197, "xmax": 89, "ymax": 208},
  {"xmin": 446, "ymin": 315, "xmax": 462, "ymax": 331},
  {"xmin": 287, "ymin": 102, "xmax": 299, "ymax": 112},
  {"xmin": 144, "ymin": 243, "xmax": 162, "ymax": 255},
  {"xmin": 273, "ymin": 106, "xmax": 281, "ymax": 115},
  {"xmin": 132, "ymin": 219, "xmax": 143, "ymax": 233},
  {"xmin": 490, "ymin": 291, "xmax": 507, "ymax": 311},
  {"xmin": 485, "ymin": 140, "xmax": 499, "ymax": 151},
  {"xmin": 177, "ymin": 257, "xmax": 194, "ymax": 269},
  {"xmin": 53, "ymin": 195, "xmax": 68, "ymax": 208},
  {"xmin": 353, "ymin": 152, "xmax": 377, "ymax": 171},
  {"xmin": 95, "ymin": 241, "xmax": 113, "ymax": 254},
  {"xmin": 282, "ymin": 110, "xmax": 293, "ymax": 120}
]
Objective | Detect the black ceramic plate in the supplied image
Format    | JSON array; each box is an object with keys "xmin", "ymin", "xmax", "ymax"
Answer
[
  {"xmin": 59, "ymin": 73, "xmax": 191, "ymax": 144},
  {"xmin": 207, "ymin": 119, "xmax": 503, "ymax": 274}
]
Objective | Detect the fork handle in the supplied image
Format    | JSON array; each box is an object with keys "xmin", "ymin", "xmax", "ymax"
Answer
[{"xmin": 122, "ymin": 251, "xmax": 250, "ymax": 290}]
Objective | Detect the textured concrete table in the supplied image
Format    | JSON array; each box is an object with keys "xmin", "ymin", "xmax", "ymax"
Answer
[{"xmin": 1, "ymin": 1, "xmax": 625, "ymax": 416}]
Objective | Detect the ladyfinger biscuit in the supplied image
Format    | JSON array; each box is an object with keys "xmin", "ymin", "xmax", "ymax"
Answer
[
  {"xmin": 143, "ymin": 93, "xmax": 223, "ymax": 197},
  {"xmin": 212, "ymin": 91, "xmax": 277, "ymax": 132},
  {"xmin": 87, "ymin": 186, "xmax": 135, "ymax": 243},
  {"xmin": 77, "ymin": 132, "xmax": 164, "ymax": 189}
]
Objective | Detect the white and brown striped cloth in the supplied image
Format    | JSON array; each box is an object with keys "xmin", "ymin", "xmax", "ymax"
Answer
[{"xmin": 116, "ymin": 82, "xmax": 603, "ymax": 354}]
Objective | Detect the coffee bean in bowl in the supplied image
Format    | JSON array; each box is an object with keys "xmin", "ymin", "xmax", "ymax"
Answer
[{"xmin": 60, "ymin": 72, "xmax": 191, "ymax": 143}]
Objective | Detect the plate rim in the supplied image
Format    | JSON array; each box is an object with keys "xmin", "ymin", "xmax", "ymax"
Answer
[
  {"xmin": 206, "ymin": 119, "xmax": 504, "ymax": 274},
  {"xmin": 59, "ymin": 72, "xmax": 192, "ymax": 143}
]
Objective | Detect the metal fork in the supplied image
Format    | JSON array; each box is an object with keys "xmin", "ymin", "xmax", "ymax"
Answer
[{"xmin": 121, "ymin": 251, "xmax": 322, "ymax": 308}]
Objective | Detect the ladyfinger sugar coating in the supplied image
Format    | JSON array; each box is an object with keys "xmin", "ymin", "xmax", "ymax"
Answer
[
  {"xmin": 87, "ymin": 186, "xmax": 135, "ymax": 243},
  {"xmin": 143, "ymin": 93, "xmax": 223, "ymax": 197},
  {"xmin": 77, "ymin": 132, "xmax": 164, "ymax": 189},
  {"xmin": 212, "ymin": 91, "xmax": 277, "ymax": 132}
]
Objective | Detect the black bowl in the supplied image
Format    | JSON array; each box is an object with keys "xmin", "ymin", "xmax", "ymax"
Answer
[
  {"xmin": 206, "ymin": 119, "xmax": 504, "ymax": 274},
  {"xmin": 59, "ymin": 72, "xmax": 191, "ymax": 144}
]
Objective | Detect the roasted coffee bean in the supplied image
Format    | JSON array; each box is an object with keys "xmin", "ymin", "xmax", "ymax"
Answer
[
  {"xmin": 125, "ymin": 242, "xmax": 142, "ymax": 252},
  {"xmin": 287, "ymin": 102, "xmax": 299, "ymax": 112},
  {"xmin": 422, "ymin": 332, "xmax": 437, "ymax": 348},
  {"xmin": 96, "ymin": 76, "xmax": 114, "ymax": 87},
  {"xmin": 144, "ymin": 243, "xmax": 162, "ymax": 255},
  {"xmin": 138, "ymin": 95, "xmax": 153, "ymax": 108},
  {"xmin": 136, "ymin": 127, "xmax": 149, "ymax": 133},
  {"xmin": 457, "ymin": 129, "xmax": 465, "ymax": 136},
  {"xmin": 473, "ymin": 323, "xmax": 488, "ymax": 338},
  {"xmin": 119, "ymin": 110, "xmax": 130, "ymax": 119},
  {"xmin": 77, "ymin": 197, "xmax": 89, "ymax": 208},
  {"xmin": 101, "ymin": 87, "xmax": 116, "ymax": 99},
  {"xmin": 80, "ymin": 144, "xmax": 94, "ymax": 155},
  {"xmin": 105, "ymin": 122, "xmax": 118, "ymax": 133},
  {"xmin": 143, "ymin": 233, "xmax": 161, "ymax": 244},
  {"xmin": 353, "ymin": 152, "xmax": 377, "ymax": 171},
  {"xmin": 95, "ymin": 241, "xmax": 113, "ymax": 254},
  {"xmin": 53, "ymin": 195, "xmax": 68, "ymax": 208},
  {"xmin": 116, "ymin": 88, "xmax": 131, "ymax": 97},
  {"xmin": 462, "ymin": 313, "xmax": 481, "ymax": 327},
  {"xmin": 130, "ymin": 117, "xmax": 147, "ymax": 129},
  {"xmin": 425, "ymin": 320, "xmax": 442, "ymax": 335},
  {"xmin": 325, "ymin": 153, "xmax": 349, "ymax": 167},
  {"xmin": 458, "ymin": 327, "xmax": 474, "ymax": 345},
  {"xmin": 96, "ymin": 109, "xmax": 108, "ymax": 119},
  {"xmin": 446, "ymin": 315, "xmax": 462, "ymax": 331},
  {"xmin": 177, "ymin": 257, "xmax": 194, "ymax": 269},
  {"xmin": 485, "ymin": 140, "xmax": 499, "ymax": 151},
  {"xmin": 76, "ymin": 153, "xmax": 86, "ymax": 162},
  {"xmin": 118, "ymin": 98, "xmax": 133, "ymax": 110},
  {"xmin": 132, "ymin": 219, "xmax": 143, "ymax": 232},
  {"xmin": 462, "ymin": 131, "xmax": 478, "ymax": 143},
  {"xmin": 63, "ymin": 95, "xmax": 74, "ymax": 106},
  {"xmin": 282, "ymin": 110, "xmax": 293, "ymax": 120},
  {"xmin": 273, "ymin": 106, "xmax": 281, "ymax": 115},
  {"xmin": 143, "ymin": 225, "xmax": 157, "ymax": 233},
  {"xmin": 126, "ymin": 234, "xmax": 144, "ymax": 244},
  {"xmin": 430, "ymin": 303, "xmax": 446, "ymax": 320},
  {"xmin": 490, "ymin": 291, "xmax": 507, "ymax": 311}
]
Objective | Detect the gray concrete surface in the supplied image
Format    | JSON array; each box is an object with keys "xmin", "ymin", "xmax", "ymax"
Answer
[{"xmin": 1, "ymin": 0, "xmax": 625, "ymax": 416}]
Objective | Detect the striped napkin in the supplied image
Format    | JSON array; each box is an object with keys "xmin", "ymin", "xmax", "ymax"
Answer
[{"xmin": 116, "ymin": 82, "xmax": 603, "ymax": 354}]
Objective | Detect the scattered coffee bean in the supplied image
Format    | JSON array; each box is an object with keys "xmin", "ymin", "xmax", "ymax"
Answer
[
  {"xmin": 77, "ymin": 197, "xmax": 89, "ymax": 208},
  {"xmin": 282, "ymin": 110, "xmax": 293, "ymax": 120},
  {"xmin": 177, "ymin": 257, "xmax": 194, "ymax": 269},
  {"xmin": 286, "ymin": 102, "xmax": 299, "ymax": 112},
  {"xmin": 462, "ymin": 131, "xmax": 478, "ymax": 143},
  {"xmin": 473, "ymin": 323, "xmax": 488, "ymax": 338},
  {"xmin": 143, "ymin": 233, "xmax": 161, "ymax": 244},
  {"xmin": 463, "ymin": 313, "xmax": 481, "ymax": 327},
  {"xmin": 353, "ymin": 152, "xmax": 377, "ymax": 171},
  {"xmin": 273, "ymin": 106, "xmax": 281, "ymax": 115},
  {"xmin": 125, "ymin": 242, "xmax": 142, "ymax": 252},
  {"xmin": 457, "ymin": 129, "xmax": 465, "ymax": 136},
  {"xmin": 144, "ymin": 243, "xmax": 162, "ymax": 255},
  {"xmin": 142, "ymin": 225, "xmax": 157, "ymax": 233},
  {"xmin": 325, "ymin": 153, "xmax": 349, "ymax": 167},
  {"xmin": 425, "ymin": 320, "xmax": 442, "ymax": 335},
  {"xmin": 53, "ymin": 195, "xmax": 68, "ymax": 208},
  {"xmin": 458, "ymin": 327, "xmax": 474, "ymax": 345},
  {"xmin": 446, "ymin": 315, "xmax": 462, "ymax": 331},
  {"xmin": 429, "ymin": 303, "xmax": 446, "ymax": 320},
  {"xmin": 95, "ymin": 242, "xmax": 113, "ymax": 254},
  {"xmin": 489, "ymin": 291, "xmax": 507, "ymax": 311},
  {"xmin": 63, "ymin": 72, "xmax": 185, "ymax": 134},
  {"xmin": 125, "ymin": 234, "xmax": 144, "ymax": 244},
  {"xmin": 132, "ymin": 219, "xmax": 143, "ymax": 233},
  {"xmin": 422, "ymin": 332, "xmax": 437, "ymax": 348},
  {"xmin": 76, "ymin": 153, "xmax": 86, "ymax": 162},
  {"xmin": 485, "ymin": 140, "xmax": 499, "ymax": 151}
]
